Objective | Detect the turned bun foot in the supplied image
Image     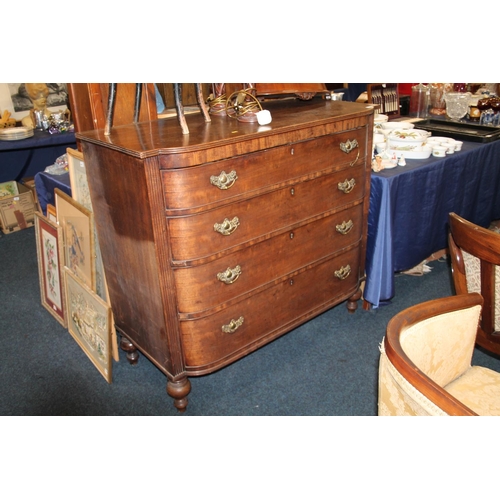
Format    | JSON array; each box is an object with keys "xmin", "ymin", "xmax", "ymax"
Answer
[
  {"xmin": 167, "ymin": 377, "xmax": 191, "ymax": 413},
  {"xmin": 120, "ymin": 336, "xmax": 139, "ymax": 365},
  {"xmin": 347, "ymin": 288, "xmax": 362, "ymax": 313}
]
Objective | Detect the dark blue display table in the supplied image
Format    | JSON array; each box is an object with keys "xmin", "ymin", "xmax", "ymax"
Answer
[
  {"xmin": 0, "ymin": 129, "xmax": 76, "ymax": 182},
  {"xmin": 365, "ymin": 139, "xmax": 500, "ymax": 307}
]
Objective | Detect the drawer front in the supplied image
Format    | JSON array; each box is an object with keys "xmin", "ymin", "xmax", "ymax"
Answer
[
  {"xmin": 162, "ymin": 128, "xmax": 367, "ymax": 213},
  {"xmin": 168, "ymin": 163, "xmax": 366, "ymax": 261},
  {"xmin": 174, "ymin": 203, "xmax": 363, "ymax": 313},
  {"xmin": 181, "ymin": 245, "xmax": 361, "ymax": 370}
]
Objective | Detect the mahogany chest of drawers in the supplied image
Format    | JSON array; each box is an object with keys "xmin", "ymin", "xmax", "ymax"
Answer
[{"xmin": 77, "ymin": 99, "xmax": 374, "ymax": 411}]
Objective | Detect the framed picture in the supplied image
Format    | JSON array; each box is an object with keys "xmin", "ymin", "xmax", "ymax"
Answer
[
  {"xmin": 34, "ymin": 212, "xmax": 67, "ymax": 327},
  {"xmin": 46, "ymin": 203, "xmax": 57, "ymax": 223},
  {"xmin": 64, "ymin": 267, "xmax": 112, "ymax": 383},
  {"xmin": 67, "ymin": 147, "xmax": 93, "ymax": 212},
  {"xmin": 55, "ymin": 187, "xmax": 95, "ymax": 290}
]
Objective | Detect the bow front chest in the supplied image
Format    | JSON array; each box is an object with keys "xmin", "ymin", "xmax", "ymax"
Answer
[{"xmin": 77, "ymin": 99, "xmax": 374, "ymax": 411}]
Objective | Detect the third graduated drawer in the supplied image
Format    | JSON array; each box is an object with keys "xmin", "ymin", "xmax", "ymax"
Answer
[
  {"xmin": 179, "ymin": 244, "xmax": 362, "ymax": 373},
  {"xmin": 174, "ymin": 202, "xmax": 364, "ymax": 313},
  {"xmin": 168, "ymin": 162, "xmax": 366, "ymax": 261}
]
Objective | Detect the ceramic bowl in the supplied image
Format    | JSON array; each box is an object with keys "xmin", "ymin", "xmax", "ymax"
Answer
[
  {"xmin": 380, "ymin": 121, "xmax": 415, "ymax": 131},
  {"xmin": 387, "ymin": 129, "xmax": 429, "ymax": 149}
]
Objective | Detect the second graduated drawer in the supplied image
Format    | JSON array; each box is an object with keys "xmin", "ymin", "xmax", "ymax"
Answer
[
  {"xmin": 161, "ymin": 128, "xmax": 367, "ymax": 213},
  {"xmin": 174, "ymin": 203, "xmax": 363, "ymax": 313},
  {"xmin": 168, "ymin": 163, "xmax": 366, "ymax": 261}
]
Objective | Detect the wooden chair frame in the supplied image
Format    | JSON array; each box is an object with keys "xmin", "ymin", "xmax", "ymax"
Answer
[
  {"xmin": 448, "ymin": 212, "xmax": 500, "ymax": 355},
  {"xmin": 384, "ymin": 293, "xmax": 484, "ymax": 416}
]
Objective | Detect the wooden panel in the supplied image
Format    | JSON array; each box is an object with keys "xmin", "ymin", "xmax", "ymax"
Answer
[{"xmin": 68, "ymin": 83, "xmax": 157, "ymax": 135}]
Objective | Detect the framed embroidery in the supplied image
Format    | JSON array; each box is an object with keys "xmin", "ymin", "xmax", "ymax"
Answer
[
  {"xmin": 67, "ymin": 147, "xmax": 93, "ymax": 212},
  {"xmin": 34, "ymin": 212, "xmax": 67, "ymax": 327},
  {"xmin": 55, "ymin": 188, "xmax": 95, "ymax": 290},
  {"xmin": 64, "ymin": 267, "xmax": 112, "ymax": 383}
]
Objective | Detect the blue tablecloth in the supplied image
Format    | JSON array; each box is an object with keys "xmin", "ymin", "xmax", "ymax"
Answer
[
  {"xmin": 0, "ymin": 129, "xmax": 76, "ymax": 182},
  {"xmin": 34, "ymin": 171, "xmax": 71, "ymax": 215},
  {"xmin": 365, "ymin": 139, "xmax": 500, "ymax": 308}
]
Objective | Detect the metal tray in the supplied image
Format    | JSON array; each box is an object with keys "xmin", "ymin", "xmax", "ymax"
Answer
[{"xmin": 413, "ymin": 118, "xmax": 500, "ymax": 143}]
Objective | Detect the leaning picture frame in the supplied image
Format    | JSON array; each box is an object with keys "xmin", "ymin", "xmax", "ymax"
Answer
[
  {"xmin": 46, "ymin": 203, "xmax": 57, "ymax": 223},
  {"xmin": 64, "ymin": 267, "xmax": 112, "ymax": 383},
  {"xmin": 34, "ymin": 211, "xmax": 67, "ymax": 327},
  {"xmin": 55, "ymin": 187, "xmax": 95, "ymax": 290},
  {"xmin": 67, "ymin": 147, "xmax": 93, "ymax": 212}
]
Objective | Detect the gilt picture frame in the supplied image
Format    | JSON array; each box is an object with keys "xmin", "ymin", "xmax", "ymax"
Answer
[
  {"xmin": 34, "ymin": 211, "xmax": 67, "ymax": 327},
  {"xmin": 55, "ymin": 187, "xmax": 95, "ymax": 290},
  {"xmin": 67, "ymin": 147, "xmax": 93, "ymax": 212},
  {"xmin": 64, "ymin": 267, "xmax": 112, "ymax": 383}
]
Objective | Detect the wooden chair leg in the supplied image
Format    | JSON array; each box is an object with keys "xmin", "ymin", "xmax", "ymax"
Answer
[
  {"xmin": 174, "ymin": 83, "xmax": 189, "ymax": 135},
  {"xmin": 196, "ymin": 83, "xmax": 211, "ymax": 123},
  {"xmin": 134, "ymin": 83, "xmax": 142, "ymax": 123},
  {"xmin": 104, "ymin": 83, "xmax": 117, "ymax": 136}
]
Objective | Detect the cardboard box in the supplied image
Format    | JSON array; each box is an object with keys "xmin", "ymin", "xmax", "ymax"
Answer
[{"xmin": 0, "ymin": 181, "xmax": 36, "ymax": 234}]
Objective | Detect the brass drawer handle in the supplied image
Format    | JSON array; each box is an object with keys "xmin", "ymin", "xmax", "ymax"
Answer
[
  {"xmin": 340, "ymin": 139, "xmax": 359, "ymax": 154},
  {"xmin": 210, "ymin": 170, "xmax": 238, "ymax": 190},
  {"xmin": 214, "ymin": 216, "xmax": 240, "ymax": 235},
  {"xmin": 338, "ymin": 178, "xmax": 356, "ymax": 194},
  {"xmin": 217, "ymin": 265, "xmax": 242, "ymax": 284},
  {"xmin": 222, "ymin": 316, "xmax": 244, "ymax": 333},
  {"xmin": 334, "ymin": 264, "xmax": 351, "ymax": 280},
  {"xmin": 336, "ymin": 220, "xmax": 354, "ymax": 235},
  {"xmin": 349, "ymin": 150, "xmax": 360, "ymax": 167}
]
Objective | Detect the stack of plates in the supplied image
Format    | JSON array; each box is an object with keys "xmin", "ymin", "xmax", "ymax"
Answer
[{"xmin": 0, "ymin": 127, "xmax": 34, "ymax": 141}]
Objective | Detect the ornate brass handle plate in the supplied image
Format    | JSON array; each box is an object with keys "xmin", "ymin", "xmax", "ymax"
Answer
[
  {"xmin": 340, "ymin": 139, "xmax": 359, "ymax": 154},
  {"xmin": 222, "ymin": 316, "xmax": 244, "ymax": 333},
  {"xmin": 336, "ymin": 220, "xmax": 354, "ymax": 235},
  {"xmin": 338, "ymin": 178, "xmax": 356, "ymax": 194},
  {"xmin": 214, "ymin": 216, "xmax": 240, "ymax": 235},
  {"xmin": 210, "ymin": 170, "xmax": 238, "ymax": 190},
  {"xmin": 217, "ymin": 265, "xmax": 242, "ymax": 284},
  {"xmin": 334, "ymin": 264, "xmax": 351, "ymax": 280}
]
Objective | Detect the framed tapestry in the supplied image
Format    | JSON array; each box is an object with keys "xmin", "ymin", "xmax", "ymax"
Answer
[
  {"xmin": 64, "ymin": 267, "xmax": 112, "ymax": 383},
  {"xmin": 34, "ymin": 212, "xmax": 67, "ymax": 327},
  {"xmin": 67, "ymin": 147, "xmax": 93, "ymax": 212},
  {"xmin": 55, "ymin": 187, "xmax": 95, "ymax": 290}
]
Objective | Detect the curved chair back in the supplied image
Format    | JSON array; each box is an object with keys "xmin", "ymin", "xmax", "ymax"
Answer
[
  {"xmin": 379, "ymin": 293, "xmax": 483, "ymax": 416},
  {"xmin": 448, "ymin": 212, "xmax": 500, "ymax": 355}
]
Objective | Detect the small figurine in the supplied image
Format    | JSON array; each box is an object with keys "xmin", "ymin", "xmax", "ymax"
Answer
[
  {"xmin": 372, "ymin": 155, "xmax": 384, "ymax": 172},
  {"xmin": 398, "ymin": 154, "xmax": 406, "ymax": 167}
]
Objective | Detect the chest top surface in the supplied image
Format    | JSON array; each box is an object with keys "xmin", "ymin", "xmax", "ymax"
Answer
[{"xmin": 76, "ymin": 99, "xmax": 374, "ymax": 161}]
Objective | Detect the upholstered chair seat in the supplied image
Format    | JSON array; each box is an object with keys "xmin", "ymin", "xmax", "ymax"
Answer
[{"xmin": 378, "ymin": 293, "xmax": 500, "ymax": 416}]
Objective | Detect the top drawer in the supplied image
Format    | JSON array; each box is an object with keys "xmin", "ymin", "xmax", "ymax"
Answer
[{"xmin": 161, "ymin": 128, "xmax": 367, "ymax": 214}]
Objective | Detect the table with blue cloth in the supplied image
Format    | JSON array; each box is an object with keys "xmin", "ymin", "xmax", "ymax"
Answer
[
  {"xmin": 34, "ymin": 171, "xmax": 71, "ymax": 215},
  {"xmin": 0, "ymin": 129, "xmax": 76, "ymax": 183},
  {"xmin": 364, "ymin": 138, "xmax": 500, "ymax": 308}
]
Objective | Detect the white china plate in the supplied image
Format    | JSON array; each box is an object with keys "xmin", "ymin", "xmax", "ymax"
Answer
[
  {"xmin": 376, "ymin": 144, "xmax": 432, "ymax": 159},
  {"xmin": 0, "ymin": 127, "xmax": 34, "ymax": 141}
]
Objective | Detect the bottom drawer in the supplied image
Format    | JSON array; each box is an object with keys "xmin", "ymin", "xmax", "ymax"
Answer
[{"xmin": 181, "ymin": 245, "xmax": 361, "ymax": 373}]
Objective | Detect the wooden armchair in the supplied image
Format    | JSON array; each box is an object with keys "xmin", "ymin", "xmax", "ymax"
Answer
[
  {"xmin": 448, "ymin": 212, "xmax": 500, "ymax": 355},
  {"xmin": 378, "ymin": 293, "xmax": 500, "ymax": 415}
]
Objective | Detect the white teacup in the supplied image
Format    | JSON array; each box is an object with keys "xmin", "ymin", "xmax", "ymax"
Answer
[
  {"xmin": 432, "ymin": 146, "xmax": 447, "ymax": 157},
  {"xmin": 454, "ymin": 140, "xmax": 463, "ymax": 151},
  {"xmin": 442, "ymin": 141, "xmax": 455, "ymax": 154}
]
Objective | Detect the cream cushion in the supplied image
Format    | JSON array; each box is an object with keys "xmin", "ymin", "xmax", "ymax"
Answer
[
  {"xmin": 377, "ymin": 304, "xmax": 500, "ymax": 416},
  {"xmin": 445, "ymin": 366, "xmax": 500, "ymax": 416}
]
